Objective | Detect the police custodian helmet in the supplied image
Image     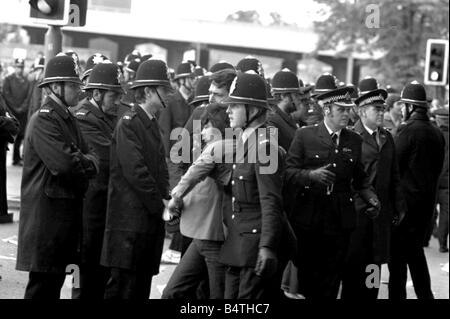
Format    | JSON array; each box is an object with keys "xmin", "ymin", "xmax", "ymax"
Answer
[
  {"xmin": 38, "ymin": 55, "xmax": 83, "ymax": 88},
  {"xmin": 129, "ymin": 59, "xmax": 171, "ymax": 89},
  {"xmin": 83, "ymin": 62, "xmax": 123, "ymax": 93},
  {"xmin": 271, "ymin": 68, "xmax": 300, "ymax": 95},
  {"xmin": 222, "ymin": 71, "xmax": 269, "ymax": 109}
]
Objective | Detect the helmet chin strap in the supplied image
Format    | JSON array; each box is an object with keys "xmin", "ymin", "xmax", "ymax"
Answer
[
  {"xmin": 49, "ymin": 83, "xmax": 68, "ymax": 106},
  {"xmin": 242, "ymin": 104, "xmax": 257, "ymax": 130}
]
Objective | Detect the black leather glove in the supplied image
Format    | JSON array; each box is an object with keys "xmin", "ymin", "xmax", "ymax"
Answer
[
  {"xmin": 392, "ymin": 210, "xmax": 406, "ymax": 226},
  {"xmin": 2, "ymin": 117, "xmax": 19, "ymax": 135},
  {"xmin": 365, "ymin": 197, "xmax": 381, "ymax": 219},
  {"xmin": 254, "ymin": 247, "xmax": 278, "ymax": 278},
  {"xmin": 309, "ymin": 164, "xmax": 336, "ymax": 186}
]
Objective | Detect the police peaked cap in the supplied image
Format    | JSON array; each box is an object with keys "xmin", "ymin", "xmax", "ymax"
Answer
[
  {"xmin": 400, "ymin": 81, "xmax": 428, "ymax": 107},
  {"xmin": 209, "ymin": 61, "xmax": 235, "ymax": 73},
  {"xmin": 82, "ymin": 53, "xmax": 109, "ymax": 80},
  {"xmin": 358, "ymin": 76, "xmax": 379, "ymax": 95},
  {"xmin": 129, "ymin": 59, "xmax": 171, "ymax": 89},
  {"xmin": 312, "ymin": 73, "xmax": 338, "ymax": 97},
  {"xmin": 316, "ymin": 85, "xmax": 356, "ymax": 108},
  {"xmin": 38, "ymin": 55, "xmax": 83, "ymax": 88},
  {"xmin": 190, "ymin": 75, "xmax": 212, "ymax": 105},
  {"xmin": 271, "ymin": 68, "xmax": 300, "ymax": 94},
  {"xmin": 222, "ymin": 71, "xmax": 269, "ymax": 109},
  {"xmin": 355, "ymin": 89, "xmax": 388, "ymax": 108},
  {"xmin": 174, "ymin": 61, "xmax": 195, "ymax": 79},
  {"xmin": 83, "ymin": 63, "xmax": 124, "ymax": 93}
]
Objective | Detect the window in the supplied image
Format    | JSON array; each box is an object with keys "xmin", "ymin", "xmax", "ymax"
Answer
[{"xmin": 89, "ymin": 0, "xmax": 132, "ymax": 13}]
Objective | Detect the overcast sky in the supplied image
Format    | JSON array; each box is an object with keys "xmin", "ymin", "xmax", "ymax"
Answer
[{"xmin": 146, "ymin": 0, "xmax": 325, "ymax": 27}]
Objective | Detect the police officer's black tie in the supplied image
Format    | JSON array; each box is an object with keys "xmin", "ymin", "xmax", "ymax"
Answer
[
  {"xmin": 331, "ymin": 133, "xmax": 338, "ymax": 147},
  {"xmin": 372, "ymin": 131, "xmax": 379, "ymax": 150}
]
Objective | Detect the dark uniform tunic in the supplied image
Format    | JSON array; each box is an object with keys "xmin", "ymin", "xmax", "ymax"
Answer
[
  {"xmin": 2, "ymin": 73, "xmax": 30, "ymax": 163},
  {"xmin": 16, "ymin": 96, "xmax": 98, "ymax": 274},
  {"xmin": 389, "ymin": 110, "xmax": 445, "ymax": 300},
  {"xmin": 0, "ymin": 95, "xmax": 19, "ymax": 219},
  {"xmin": 266, "ymin": 105, "xmax": 298, "ymax": 152},
  {"xmin": 73, "ymin": 99, "xmax": 116, "ymax": 298},
  {"xmin": 219, "ymin": 126, "xmax": 296, "ymax": 299},
  {"xmin": 341, "ymin": 119, "xmax": 406, "ymax": 299},
  {"xmin": 101, "ymin": 104, "xmax": 170, "ymax": 299},
  {"xmin": 285, "ymin": 121, "xmax": 377, "ymax": 299}
]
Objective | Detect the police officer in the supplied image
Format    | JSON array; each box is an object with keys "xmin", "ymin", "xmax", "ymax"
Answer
[
  {"xmin": 16, "ymin": 55, "xmax": 99, "ymax": 299},
  {"xmin": 266, "ymin": 68, "xmax": 301, "ymax": 152},
  {"xmin": 71, "ymin": 53, "xmax": 109, "ymax": 113},
  {"xmin": 0, "ymin": 94, "xmax": 19, "ymax": 223},
  {"xmin": 73, "ymin": 62, "xmax": 123, "ymax": 299},
  {"xmin": 26, "ymin": 56, "xmax": 45, "ymax": 119},
  {"xmin": 285, "ymin": 80, "xmax": 380, "ymax": 299},
  {"xmin": 341, "ymin": 86, "xmax": 407, "ymax": 299},
  {"xmin": 2, "ymin": 58, "xmax": 30, "ymax": 166},
  {"xmin": 81, "ymin": 53, "xmax": 109, "ymax": 85},
  {"xmin": 388, "ymin": 81, "xmax": 445, "ymax": 299},
  {"xmin": 219, "ymin": 71, "xmax": 295, "ymax": 299},
  {"xmin": 101, "ymin": 59, "xmax": 172, "ymax": 299}
]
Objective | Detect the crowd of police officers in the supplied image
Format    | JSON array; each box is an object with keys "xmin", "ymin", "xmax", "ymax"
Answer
[{"xmin": 0, "ymin": 48, "xmax": 447, "ymax": 300}]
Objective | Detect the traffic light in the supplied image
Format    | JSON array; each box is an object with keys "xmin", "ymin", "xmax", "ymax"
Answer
[
  {"xmin": 424, "ymin": 39, "xmax": 449, "ymax": 86},
  {"xmin": 29, "ymin": 0, "xmax": 71, "ymax": 25}
]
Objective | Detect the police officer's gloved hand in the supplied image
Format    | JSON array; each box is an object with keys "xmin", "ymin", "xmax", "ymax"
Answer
[
  {"xmin": 81, "ymin": 153, "xmax": 98, "ymax": 177},
  {"xmin": 255, "ymin": 247, "xmax": 278, "ymax": 278},
  {"xmin": 365, "ymin": 197, "xmax": 381, "ymax": 219},
  {"xmin": 3, "ymin": 117, "xmax": 19, "ymax": 135},
  {"xmin": 392, "ymin": 210, "xmax": 406, "ymax": 226},
  {"xmin": 72, "ymin": 150, "xmax": 98, "ymax": 178},
  {"xmin": 308, "ymin": 164, "xmax": 336, "ymax": 186}
]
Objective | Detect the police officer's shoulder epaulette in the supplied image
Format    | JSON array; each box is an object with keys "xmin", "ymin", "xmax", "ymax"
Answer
[
  {"xmin": 38, "ymin": 106, "xmax": 54, "ymax": 115},
  {"xmin": 121, "ymin": 112, "xmax": 137, "ymax": 121},
  {"xmin": 74, "ymin": 109, "xmax": 91, "ymax": 118}
]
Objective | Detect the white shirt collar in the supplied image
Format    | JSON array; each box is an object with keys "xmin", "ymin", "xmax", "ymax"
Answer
[
  {"xmin": 362, "ymin": 122, "xmax": 378, "ymax": 136},
  {"xmin": 137, "ymin": 103, "xmax": 155, "ymax": 120},
  {"xmin": 324, "ymin": 120, "xmax": 342, "ymax": 137},
  {"xmin": 89, "ymin": 98, "xmax": 100, "ymax": 110}
]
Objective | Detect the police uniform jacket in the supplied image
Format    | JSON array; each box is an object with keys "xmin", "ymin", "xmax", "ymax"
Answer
[
  {"xmin": 266, "ymin": 105, "xmax": 298, "ymax": 152},
  {"xmin": 394, "ymin": 111, "xmax": 445, "ymax": 231},
  {"xmin": 285, "ymin": 121, "xmax": 377, "ymax": 233},
  {"xmin": 348, "ymin": 120, "xmax": 407, "ymax": 264},
  {"xmin": 16, "ymin": 96, "xmax": 98, "ymax": 273},
  {"xmin": 101, "ymin": 104, "xmax": 170, "ymax": 274},
  {"xmin": 219, "ymin": 126, "xmax": 296, "ymax": 268},
  {"xmin": 74, "ymin": 99, "xmax": 116, "ymax": 265}
]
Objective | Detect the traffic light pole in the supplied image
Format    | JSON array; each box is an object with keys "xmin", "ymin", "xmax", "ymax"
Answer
[{"xmin": 44, "ymin": 25, "xmax": 63, "ymax": 61}]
